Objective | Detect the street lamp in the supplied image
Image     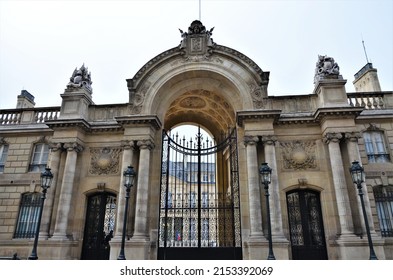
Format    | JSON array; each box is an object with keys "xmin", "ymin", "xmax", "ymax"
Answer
[
  {"xmin": 117, "ymin": 166, "xmax": 136, "ymax": 260},
  {"xmin": 349, "ymin": 160, "xmax": 378, "ymax": 260},
  {"xmin": 259, "ymin": 162, "xmax": 276, "ymax": 260},
  {"xmin": 28, "ymin": 167, "xmax": 53, "ymax": 260}
]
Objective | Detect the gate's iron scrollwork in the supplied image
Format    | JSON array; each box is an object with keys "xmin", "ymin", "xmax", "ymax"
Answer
[{"xmin": 158, "ymin": 127, "xmax": 242, "ymax": 259}]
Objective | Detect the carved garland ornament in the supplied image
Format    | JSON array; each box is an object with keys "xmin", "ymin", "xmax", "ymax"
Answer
[
  {"xmin": 280, "ymin": 141, "xmax": 317, "ymax": 170},
  {"xmin": 89, "ymin": 147, "xmax": 122, "ymax": 175}
]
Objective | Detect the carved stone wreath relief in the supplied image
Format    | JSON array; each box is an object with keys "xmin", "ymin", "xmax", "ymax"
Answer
[
  {"xmin": 89, "ymin": 147, "xmax": 122, "ymax": 175},
  {"xmin": 280, "ymin": 141, "xmax": 317, "ymax": 170}
]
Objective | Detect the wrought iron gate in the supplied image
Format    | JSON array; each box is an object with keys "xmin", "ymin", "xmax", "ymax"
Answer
[
  {"xmin": 158, "ymin": 128, "xmax": 242, "ymax": 259},
  {"xmin": 81, "ymin": 192, "xmax": 116, "ymax": 260},
  {"xmin": 286, "ymin": 189, "xmax": 328, "ymax": 260}
]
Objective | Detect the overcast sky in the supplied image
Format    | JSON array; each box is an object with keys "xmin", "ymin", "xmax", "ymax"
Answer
[{"xmin": 0, "ymin": 0, "xmax": 392, "ymax": 109}]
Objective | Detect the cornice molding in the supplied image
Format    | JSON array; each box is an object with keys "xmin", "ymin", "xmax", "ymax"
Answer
[
  {"xmin": 313, "ymin": 107, "xmax": 363, "ymax": 122},
  {"xmin": 236, "ymin": 110, "xmax": 281, "ymax": 126},
  {"xmin": 115, "ymin": 115, "xmax": 162, "ymax": 130}
]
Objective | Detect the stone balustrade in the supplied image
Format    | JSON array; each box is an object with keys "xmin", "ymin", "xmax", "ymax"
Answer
[
  {"xmin": 347, "ymin": 91, "xmax": 393, "ymax": 110},
  {"xmin": 0, "ymin": 107, "xmax": 60, "ymax": 125},
  {"xmin": 1, "ymin": 92, "xmax": 392, "ymax": 127}
]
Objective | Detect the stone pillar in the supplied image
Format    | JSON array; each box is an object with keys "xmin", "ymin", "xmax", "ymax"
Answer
[
  {"xmin": 345, "ymin": 132, "xmax": 376, "ymax": 233},
  {"xmin": 113, "ymin": 141, "xmax": 135, "ymax": 241},
  {"xmin": 39, "ymin": 143, "xmax": 62, "ymax": 239},
  {"xmin": 244, "ymin": 136, "xmax": 264, "ymax": 239},
  {"xmin": 51, "ymin": 142, "xmax": 83, "ymax": 240},
  {"xmin": 132, "ymin": 139, "xmax": 154, "ymax": 240},
  {"xmin": 324, "ymin": 133, "xmax": 354, "ymax": 236},
  {"xmin": 261, "ymin": 135, "xmax": 286, "ymax": 240}
]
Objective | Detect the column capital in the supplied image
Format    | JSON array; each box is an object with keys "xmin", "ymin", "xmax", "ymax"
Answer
[
  {"xmin": 243, "ymin": 135, "xmax": 259, "ymax": 146},
  {"xmin": 344, "ymin": 132, "xmax": 362, "ymax": 142},
  {"xmin": 64, "ymin": 142, "xmax": 84, "ymax": 153},
  {"xmin": 49, "ymin": 142, "xmax": 63, "ymax": 152},
  {"xmin": 261, "ymin": 135, "xmax": 277, "ymax": 145},
  {"xmin": 323, "ymin": 132, "xmax": 342, "ymax": 144},
  {"xmin": 121, "ymin": 140, "xmax": 135, "ymax": 150},
  {"xmin": 137, "ymin": 139, "xmax": 154, "ymax": 150}
]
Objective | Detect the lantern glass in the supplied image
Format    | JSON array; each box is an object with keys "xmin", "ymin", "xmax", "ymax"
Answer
[
  {"xmin": 40, "ymin": 167, "xmax": 53, "ymax": 190},
  {"xmin": 350, "ymin": 161, "xmax": 364, "ymax": 185},
  {"xmin": 259, "ymin": 162, "xmax": 272, "ymax": 185},
  {"xmin": 123, "ymin": 166, "xmax": 136, "ymax": 187}
]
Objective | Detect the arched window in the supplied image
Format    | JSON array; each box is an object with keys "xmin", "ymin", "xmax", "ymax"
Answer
[
  {"xmin": 373, "ymin": 186, "xmax": 393, "ymax": 237},
  {"xmin": 29, "ymin": 143, "xmax": 49, "ymax": 172},
  {"xmin": 363, "ymin": 130, "xmax": 390, "ymax": 163},
  {"xmin": 14, "ymin": 192, "xmax": 41, "ymax": 238}
]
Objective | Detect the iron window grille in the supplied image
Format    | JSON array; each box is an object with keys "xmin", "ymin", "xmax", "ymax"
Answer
[
  {"xmin": 14, "ymin": 192, "xmax": 41, "ymax": 238},
  {"xmin": 374, "ymin": 186, "xmax": 393, "ymax": 237}
]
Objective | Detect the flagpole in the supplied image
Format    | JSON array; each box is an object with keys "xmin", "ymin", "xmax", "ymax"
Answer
[{"xmin": 199, "ymin": 0, "xmax": 201, "ymax": 21}]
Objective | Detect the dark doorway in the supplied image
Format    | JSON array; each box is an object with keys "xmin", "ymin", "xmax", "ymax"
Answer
[
  {"xmin": 81, "ymin": 192, "xmax": 116, "ymax": 260},
  {"xmin": 286, "ymin": 189, "xmax": 328, "ymax": 260},
  {"xmin": 158, "ymin": 127, "xmax": 242, "ymax": 260}
]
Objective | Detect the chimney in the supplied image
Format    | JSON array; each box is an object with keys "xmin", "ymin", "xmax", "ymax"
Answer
[
  {"xmin": 16, "ymin": 90, "xmax": 35, "ymax": 108},
  {"xmin": 353, "ymin": 63, "xmax": 381, "ymax": 92}
]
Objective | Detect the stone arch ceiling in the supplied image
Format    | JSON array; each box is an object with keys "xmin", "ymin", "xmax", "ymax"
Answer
[{"xmin": 164, "ymin": 89, "xmax": 235, "ymax": 137}]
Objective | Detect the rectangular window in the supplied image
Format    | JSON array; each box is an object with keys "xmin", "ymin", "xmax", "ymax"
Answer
[
  {"xmin": 167, "ymin": 191, "xmax": 173, "ymax": 208},
  {"xmin": 0, "ymin": 144, "xmax": 9, "ymax": 173},
  {"xmin": 202, "ymin": 192, "xmax": 208, "ymax": 208},
  {"xmin": 14, "ymin": 193, "xmax": 41, "ymax": 238},
  {"xmin": 202, "ymin": 218, "xmax": 209, "ymax": 241},
  {"xmin": 374, "ymin": 187, "xmax": 393, "ymax": 237},
  {"xmin": 190, "ymin": 191, "xmax": 196, "ymax": 208},
  {"xmin": 363, "ymin": 131, "xmax": 390, "ymax": 163},
  {"xmin": 29, "ymin": 143, "xmax": 49, "ymax": 172}
]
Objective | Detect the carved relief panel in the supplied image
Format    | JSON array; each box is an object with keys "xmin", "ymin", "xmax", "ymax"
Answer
[
  {"xmin": 89, "ymin": 147, "xmax": 122, "ymax": 175},
  {"xmin": 280, "ymin": 141, "xmax": 318, "ymax": 170}
]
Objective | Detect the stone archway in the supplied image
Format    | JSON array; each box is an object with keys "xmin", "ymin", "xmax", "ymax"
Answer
[{"xmin": 123, "ymin": 20, "xmax": 271, "ymax": 260}]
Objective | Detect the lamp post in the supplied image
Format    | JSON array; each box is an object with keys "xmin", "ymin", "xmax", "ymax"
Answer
[
  {"xmin": 117, "ymin": 166, "xmax": 136, "ymax": 260},
  {"xmin": 349, "ymin": 160, "xmax": 378, "ymax": 260},
  {"xmin": 259, "ymin": 162, "xmax": 276, "ymax": 260},
  {"xmin": 28, "ymin": 167, "xmax": 53, "ymax": 260}
]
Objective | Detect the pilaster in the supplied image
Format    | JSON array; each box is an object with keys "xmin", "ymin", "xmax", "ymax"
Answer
[
  {"xmin": 132, "ymin": 139, "xmax": 155, "ymax": 241},
  {"xmin": 39, "ymin": 143, "xmax": 63, "ymax": 239},
  {"xmin": 51, "ymin": 142, "xmax": 84, "ymax": 240},
  {"xmin": 261, "ymin": 135, "xmax": 286, "ymax": 241},
  {"xmin": 243, "ymin": 136, "xmax": 263, "ymax": 239},
  {"xmin": 323, "ymin": 132, "xmax": 354, "ymax": 237},
  {"xmin": 113, "ymin": 141, "xmax": 135, "ymax": 241},
  {"xmin": 344, "ymin": 132, "xmax": 376, "ymax": 234}
]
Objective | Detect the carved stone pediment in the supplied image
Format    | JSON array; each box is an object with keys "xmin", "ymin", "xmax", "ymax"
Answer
[
  {"xmin": 89, "ymin": 147, "xmax": 121, "ymax": 175},
  {"xmin": 280, "ymin": 140, "xmax": 317, "ymax": 170}
]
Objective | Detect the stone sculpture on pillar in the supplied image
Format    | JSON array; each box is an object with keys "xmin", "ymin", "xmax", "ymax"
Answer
[
  {"xmin": 314, "ymin": 55, "xmax": 342, "ymax": 83},
  {"xmin": 67, "ymin": 64, "xmax": 93, "ymax": 93}
]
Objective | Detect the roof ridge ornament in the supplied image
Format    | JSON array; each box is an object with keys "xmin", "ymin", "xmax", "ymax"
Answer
[{"xmin": 179, "ymin": 20, "xmax": 216, "ymax": 61}]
